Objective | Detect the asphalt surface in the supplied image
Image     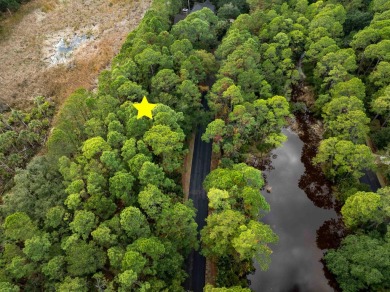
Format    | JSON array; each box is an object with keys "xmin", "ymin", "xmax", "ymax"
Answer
[
  {"xmin": 360, "ymin": 169, "xmax": 382, "ymax": 192},
  {"xmin": 184, "ymin": 125, "xmax": 212, "ymax": 292}
]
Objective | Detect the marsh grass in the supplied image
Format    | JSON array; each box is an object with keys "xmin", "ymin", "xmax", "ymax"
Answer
[{"xmin": 0, "ymin": 0, "xmax": 151, "ymax": 110}]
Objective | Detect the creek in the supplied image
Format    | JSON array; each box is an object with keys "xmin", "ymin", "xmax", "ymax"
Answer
[{"xmin": 248, "ymin": 113, "xmax": 345, "ymax": 292}]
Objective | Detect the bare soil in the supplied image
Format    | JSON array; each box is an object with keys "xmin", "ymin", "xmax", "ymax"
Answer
[{"xmin": 0, "ymin": 0, "xmax": 151, "ymax": 110}]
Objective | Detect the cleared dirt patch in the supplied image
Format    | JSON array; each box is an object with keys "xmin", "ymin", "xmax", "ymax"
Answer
[{"xmin": 0, "ymin": 0, "xmax": 151, "ymax": 110}]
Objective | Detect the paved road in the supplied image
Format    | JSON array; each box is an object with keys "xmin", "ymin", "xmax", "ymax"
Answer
[
  {"xmin": 184, "ymin": 125, "xmax": 212, "ymax": 292},
  {"xmin": 360, "ymin": 169, "xmax": 382, "ymax": 192}
]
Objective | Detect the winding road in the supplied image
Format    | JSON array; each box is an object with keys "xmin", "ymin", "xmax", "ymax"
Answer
[{"xmin": 184, "ymin": 125, "xmax": 212, "ymax": 292}]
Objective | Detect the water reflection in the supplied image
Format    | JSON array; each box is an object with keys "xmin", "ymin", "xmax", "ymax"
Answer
[
  {"xmin": 246, "ymin": 153, "xmax": 276, "ymax": 190},
  {"xmin": 295, "ymin": 113, "xmax": 336, "ymax": 210},
  {"xmin": 316, "ymin": 218, "xmax": 346, "ymax": 250},
  {"xmin": 321, "ymin": 258, "xmax": 343, "ymax": 292},
  {"xmin": 249, "ymin": 115, "xmax": 344, "ymax": 292},
  {"xmin": 298, "ymin": 161, "xmax": 334, "ymax": 210}
]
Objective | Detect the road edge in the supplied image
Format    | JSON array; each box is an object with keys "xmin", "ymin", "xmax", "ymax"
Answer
[{"xmin": 182, "ymin": 133, "xmax": 196, "ymax": 200}]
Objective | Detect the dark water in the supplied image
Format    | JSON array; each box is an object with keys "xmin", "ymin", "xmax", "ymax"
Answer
[{"xmin": 249, "ymin": 115, "xmax": 345, "ymax": 292}]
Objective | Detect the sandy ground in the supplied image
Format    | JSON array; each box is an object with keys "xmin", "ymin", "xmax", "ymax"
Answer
[{"xmin": 0, "ymin": 0, "xmax": 151, "ymax": 110}]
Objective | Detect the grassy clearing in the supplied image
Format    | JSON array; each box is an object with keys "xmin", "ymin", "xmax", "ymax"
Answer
[{"xmin": 0, "ymin": 0, "xmax": 151, "ymax": 110}]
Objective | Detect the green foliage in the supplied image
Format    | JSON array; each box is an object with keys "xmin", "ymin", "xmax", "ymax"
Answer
[
  {"xmin": 204, "ymin": 284, "xmax": 251, "ymax": 292},
  {"xmin": 109, "ymin": 171, "xmax": 135, "ymax": 199},
  {"xmin": 91, "ymin": 225, "xmax": 117, "ymax": 247},
  {"xmin": 202, "ymin": 119, "xmax": 226, "ymax": 153},
  {"xmin": 82, "ymin": 137, "xmax": 111, "ymax": 159},
  {"xmin": 23, "ymin": 233, "xmax": 51, "ymax": 262},
  {"xmin": 1, "ymin": 155, "xmax": 66, "ymax": 221},
  {"xmin": 327, "ymin": 110, "xmax": 369, "ymax": 143},
  {"xmin": 369, "ymin": 61, "xmax": 390, "ymax": 88},
  {"xmin": 232, "ymin": 220, "xmax": 278, "ymax": 270},
  {"xmin": 171, "ymin": 8, "xmax": 219, "ymax": 49},
  {"xmin": 371, "ymin": 126, "xmax": 390, "ymax": 150},
  {"xmin": 208, "ymin": 188, "xmax": 231, "ymax": 211},
  {"xmin": 118, "ymin": 270, "xmax": 137, "ymax": 290},
  {"xmin": 107, "ymin": 246, "xmax": 124, "ymax": 270},
  {"xmin": 341, "ymin": 191, "xmax": 383, "ymax": 229},
  {"xmin": 0, "ymin": 0, "xmax": 26, "ymax": 12},
  {"xmin": 4, "ymin": 0, "xmax": 387, "ymax": 290},
  {"xmin": 0, "ymin": 0, "xmax": 202, "ymax": 290},
  {"xmin": 204, "ymin": 95, "xmax": 290, "ymax": 157},
  {"xmin": 314, "ymin": 138, "xmax": 375, "ymax": 181},
  {"xmin": 64, "ymin": 239, "xmax": 106, "ymax": 277},
  {"xmin": 3, "ymin": 212, "xmax": 37, "ymax": 241},
  {"xmin": 156, "ymin": 202, "xmax": 199, "ymax": 253},
  {"xmin": 0, "ymin": 97, "xmax": 54, "ymax": 194},
  {"xmin": 139, "ymin": 161, "xmax": 167, "ymax": 188},
  {"xmin": 69, "ymin": 210, "xmax": 97, "ymax": 240},
  {"xmin": 47, "ymin": 89, "xmax": 92, "ymax": 157},
  {"xmin": 57, "ymin": 276, "xmax": 88, "ymax": 292},
  {"xmin": 201, "ymin": 209, "xmax": 277, "ymax": 269},
  {"xmin": 143, "ymin": 124, "xmax": 186, "ymax": 172},
  {"xmin": 0, "ymin": 282, "xmax": 20, "ymax": 292},
  {"xmin": 42, "ymin": 256, "xmax": 66, "ymax": 280},
  {"xmin": 302, "ymin": 5, "xmax": 390, "ymax": 291},
  {"xmin": 325, "ymin": 234, "xmax": 390, "ymax": 292},
  {"xmin": 121, "ymin": 250, "xmax": 146, "ymax": 274},
  {"xmin": 217, "ymin": 3, "xmax": 241, "ymax": 20},
  {"xmin": 138, "ymin": 184, "xmax": 170, "ymax": 218},
  {"xmin": 201, "ymin": 209, "xmax": 245, "ymax": 257},
  {"xmin": 45, "ymin": 206, "xmax": 65, "ymax": 228},
  {"xmin": 119, "ymin": 207, "xmax": 151, "ymax": 240},
  {"xmin": 201, "ymin": 163, "xmax": 276, "ymax": 287},
  {"xmin": 5, "ymin": 256, "xmax": 34, "ymax": 280},
  {"xmin": 331, "ymin": 77, "xmax": 366, "ymax": 100},
  {"xmin": 371, "ymin": 85, "xmax": 390, "ymax": 127}
]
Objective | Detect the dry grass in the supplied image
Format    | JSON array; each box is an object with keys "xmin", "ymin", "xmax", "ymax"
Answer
[{"xmin": 0, "ymin": 0, "xmax": 152, "ymax": 110}]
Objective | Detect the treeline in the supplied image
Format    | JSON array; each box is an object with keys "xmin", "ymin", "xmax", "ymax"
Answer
[
  {"xmin": 199, "ymin": 0, "xmax": 299, "ymax": 285},
  {"xmin": 0, "ymin": 0, "xmax": 28, "ymax": 13},
  {"xmin": 0, "ymin": 0, "xmax": 277, "ymax": 291},
  {"xmin": 1, "ymin": 0, "xmax": 388, "ymax": 291},
  {"xmin": 201, "ymin": 165, "xmax": 277, "ymax": 287},
  {"xmin": 297, "ymin": 0, "xmax": 390, "ymax": 290},
  {"xmin": 202, "ymin": 0, "xmax": 389, "ymax": 290},
  {"xmin": 0, "ymin": 96, "xmax": 54, "ymax": 195},
  {"xmin": 352, "ymin": 0, "xmax": 390, "ymax": 182},
  {"xmin": 0, "ymin": 0, "xmax": 200, "ymax": 290}
]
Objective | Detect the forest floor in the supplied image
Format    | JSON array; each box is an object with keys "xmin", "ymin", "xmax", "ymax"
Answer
[{"xmin": 0, "ymin": 0, "xmax": 151, "ymax": 110}]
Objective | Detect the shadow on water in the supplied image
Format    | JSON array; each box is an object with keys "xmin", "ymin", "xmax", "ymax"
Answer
[
  {"xmin": 248, "ymin": 110, "xmax": 344, "ymax": 292},
  {"xmin": 296, "ymin": 111, "xmax": 345, "ymax": 292},
  {"xmin": 295, "ymin": 113, "xmax": 336, "ymax": 210},
  {"xmin": 316, "ymin": 218, "xmax": 346, "ymax": 250}
]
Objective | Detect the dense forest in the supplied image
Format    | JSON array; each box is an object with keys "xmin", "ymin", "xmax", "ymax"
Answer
[
  {"xmin": 0, "ymin": 0, "xmax": 28, "ymax": 13},
  {"xmin": 0, "ymin": 0, "xmax": 389, "ymax": 291}
]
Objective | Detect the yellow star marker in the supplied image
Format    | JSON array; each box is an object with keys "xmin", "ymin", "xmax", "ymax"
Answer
[{"xmin": 133, "ymin": 96, "xmax": 157, "ymax": 119}]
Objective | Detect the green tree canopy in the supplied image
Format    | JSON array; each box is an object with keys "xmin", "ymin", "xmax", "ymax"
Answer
[
  {"xmin": 120, "ymin": 206, "xmax": 151, "ymax": 240},
  {"xmin": 69, "ymin": 210, "xmax": 97, "ymax": 240},
  {"xmin": 341, "ymin": 191, "xmax": 383, "ymax": 230},
  {"xmin": 325, "ymin": 234, "xmax": 390, "ymax": 292},
  {"xmin": 3, "ymin": 212, "xmax": 37, "ymax": 241},
  {"xmin": 82, "ymin": 137, "xmax": 111, "ymax": 160},
  {"xmin": 313, "ymin": 138, "xmax": 375, "ymax": 181}
]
